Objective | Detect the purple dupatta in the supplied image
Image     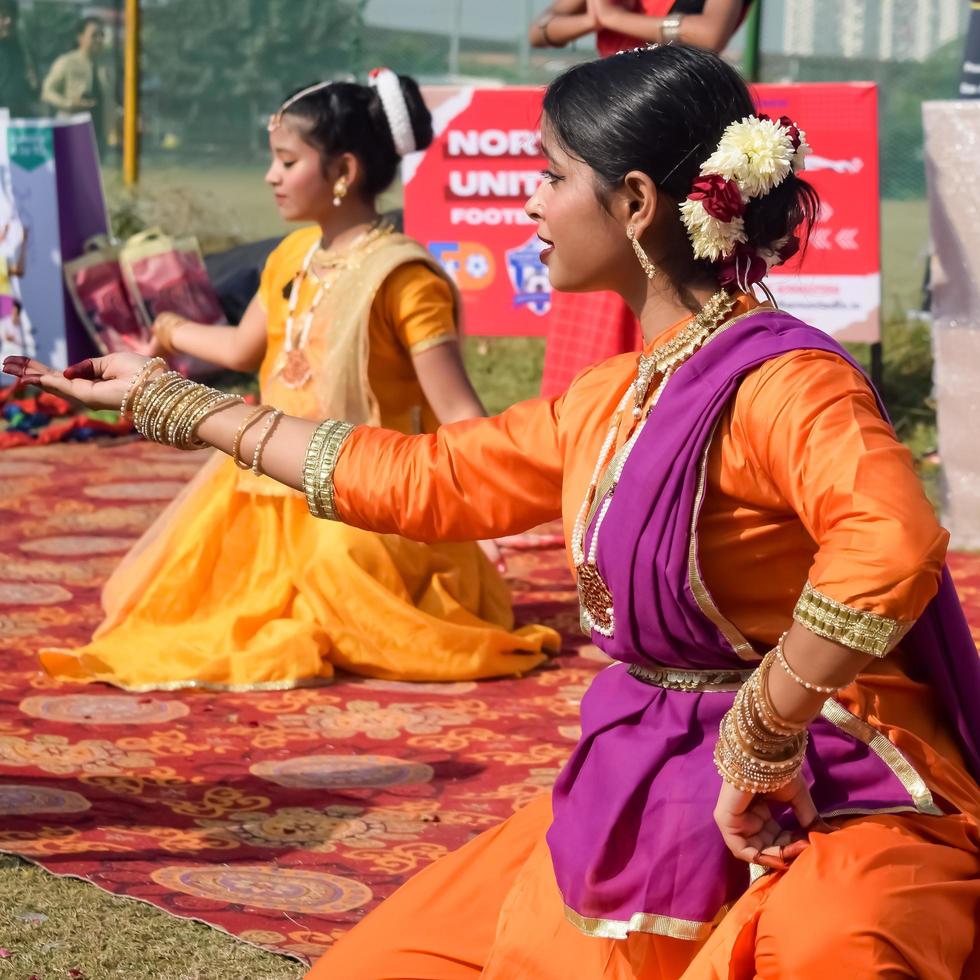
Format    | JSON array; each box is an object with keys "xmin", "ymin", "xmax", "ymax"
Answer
[{"xmin": 547, "ymin": 309, "xmax": 980, "ymax": 938}]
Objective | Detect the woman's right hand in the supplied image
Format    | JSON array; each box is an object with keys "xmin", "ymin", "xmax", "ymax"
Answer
[{"xmin": 2, "ymin": 353, "xmax": 150, "ymax": 411}]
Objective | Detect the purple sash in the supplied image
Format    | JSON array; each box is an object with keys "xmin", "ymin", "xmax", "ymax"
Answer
[{"xmin": 547, "ymin": 310, "xmax": 980, "ymax": 935}]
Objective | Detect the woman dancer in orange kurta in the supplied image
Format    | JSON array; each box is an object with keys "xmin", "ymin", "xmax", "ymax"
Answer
[
  {"xmin": 10, "ymin": 46, "xmax": 980, "ymax": 979},
  {"xmin": 36, "ymin": 71, "xmax": 557, "ymax": 691},
  {"xmin": 529, "ymin": 0, "xmax": 753, "ymax": 397}
]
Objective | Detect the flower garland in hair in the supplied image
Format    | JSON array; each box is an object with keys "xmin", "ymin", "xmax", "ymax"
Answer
[{"xmin": 678, "ymin": 114, "xmax": 810, "ymax": 288}]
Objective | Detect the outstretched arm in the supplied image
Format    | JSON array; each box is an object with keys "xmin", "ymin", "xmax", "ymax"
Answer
[{"xmin": 3, "ymin": 353, "xmax": 565, "ymax": 543}]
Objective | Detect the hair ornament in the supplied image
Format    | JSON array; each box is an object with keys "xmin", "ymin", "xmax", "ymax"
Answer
[
  {"xmin": 679, "ymin": 113, "xmax": 811, "ymax": 285},
  {"xmin": 368, "ymin": 67, "xmax": 417, "ymax": 157},
  {"xmin": 268, "ymin": 81, "xmax": 334, "ymax": 132}
]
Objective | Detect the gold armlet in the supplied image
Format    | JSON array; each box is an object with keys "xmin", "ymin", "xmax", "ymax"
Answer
[{"xmin": 303, "ymin": 420, "xmax": 356, "ymax": 521}]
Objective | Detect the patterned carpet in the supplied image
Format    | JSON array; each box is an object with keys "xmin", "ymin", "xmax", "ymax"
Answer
[
  {"xmin": 0, "ymin": 444, "xmax": 978, "ymax": 966},
  {"xmin": 0, "ymin": 440, "xmax": 600, "ymax": 965}
]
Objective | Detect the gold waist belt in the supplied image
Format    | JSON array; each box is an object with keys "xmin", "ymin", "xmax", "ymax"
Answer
[{"xmin": 626, "ymin": 662, "xmax": 754, "ymax": 692}]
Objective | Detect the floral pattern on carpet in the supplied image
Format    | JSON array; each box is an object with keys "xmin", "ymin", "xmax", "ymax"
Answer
[{"xmin": 0, "ymin": 441, "xmax": 602, "ymax": 964}]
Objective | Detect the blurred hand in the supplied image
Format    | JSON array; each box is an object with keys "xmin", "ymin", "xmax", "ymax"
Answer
[
  {"xmin": 2, "ymin": 353, "xmax": 150, "ymax": 412},
  {"xmin": 477, "ymin": 538, "xmax": 508, "ymax": 574},
  {"xmin": 121, "ymin": 331, "xmax": 163, "ymax": 358},
  {"xmin": 589, "ymin": 0, "xmax": 617, "ymax": 27},
  {"xmin": 75, "ymin": 98, "xmax": 97, "ymax": 110},
  {"xmin": 713, "ymin": 775, "xmax": 833, "ymax": 872}
]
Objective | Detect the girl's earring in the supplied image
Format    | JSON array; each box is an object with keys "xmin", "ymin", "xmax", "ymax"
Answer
[
  {"xmin": 627, "ymin": 225, "xmax": 657, "ymax": 280},
  {"xmin": 332, "ymin": 178, "xmax": 348, "ymax": 207}
]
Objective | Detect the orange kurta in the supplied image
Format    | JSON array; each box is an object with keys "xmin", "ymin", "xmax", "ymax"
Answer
[
  {"xmin": 40, "ymin": 227, "xmax": 557, "ymax": 690},
  {"xmin": 309, "ymin": 301, "xmax": 980, "ymax": 978}
]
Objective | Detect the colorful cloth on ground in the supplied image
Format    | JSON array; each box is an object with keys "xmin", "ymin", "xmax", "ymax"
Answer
[
  {"xmin": 39, "ymin": 228, "xmax": 557, "ymax": 690},
  {"xmin": 324, "ymin": 300, "xmax": 980, "ymax": 974},
  {"xmin": 0, "ymin": 387, "xmax": 132, "ymax": 450},
  {"xmin": 0, "ymin": 440, "xmax": 586, "ymax": 965}
]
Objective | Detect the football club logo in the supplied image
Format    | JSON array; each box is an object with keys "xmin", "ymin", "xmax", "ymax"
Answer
[{"xmin": 505, "ymin": 235, "xmax": 551, "ymax": 316}]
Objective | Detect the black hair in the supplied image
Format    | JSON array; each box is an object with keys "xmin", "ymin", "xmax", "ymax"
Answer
[
  {"xmin": 282, "ymin": 74, "xmax": 433, "ymax": 200},
  {"xmin": 76, "ymin": 15, "xmax": 104, "ymax": 39},
  {"xmin": 543, "ymin": 45, "xmax": 818, "ymax": 289}
]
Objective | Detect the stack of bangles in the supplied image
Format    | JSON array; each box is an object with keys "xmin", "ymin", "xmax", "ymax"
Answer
[
  {"xmin": 714, "ymin": 634, "xmax": 838, "ymax": 794},
  {"xmin": 119, "ymin": 358, "xmax": 280, "ymax": 477}
]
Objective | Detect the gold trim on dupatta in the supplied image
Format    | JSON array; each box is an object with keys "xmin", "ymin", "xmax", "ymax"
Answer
[
  {"xmin": 819, "ymin": 699, "xmax": 942, "ymax": 815},
  {"xmin": 563, "ymin": 904, "xmax": 730, "ymax": 941}
]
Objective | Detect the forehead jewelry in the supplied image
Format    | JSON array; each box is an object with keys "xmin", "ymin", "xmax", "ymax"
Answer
[{"xmin": 268, "ymin": 81, "xmax": 333, "ymax": 132}]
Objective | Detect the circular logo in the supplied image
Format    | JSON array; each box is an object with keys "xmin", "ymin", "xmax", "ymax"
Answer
[
  {"xmin": 151, "ymin": 865, "xmax": 372, "ymax": 914},
  {"xmin": 0, "ymin": 785, "xmax": 91, "ymax": 815},
  {"xmin": 250, "ymin": 754, "xmax": 434, "ymax": 789},
  {"xmin": 19, "ymin": 695, "xmax": 190, "ymax": 725}
]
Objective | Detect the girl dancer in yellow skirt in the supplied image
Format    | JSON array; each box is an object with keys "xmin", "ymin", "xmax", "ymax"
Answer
[{"xmin": 39, "ymin": 69, "xmax": 557, "ymax": 691}]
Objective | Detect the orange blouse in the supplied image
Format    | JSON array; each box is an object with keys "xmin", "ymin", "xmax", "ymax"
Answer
[{"xmin": 334, "ymin": 305, "xmax": 946, "ymax": 638}]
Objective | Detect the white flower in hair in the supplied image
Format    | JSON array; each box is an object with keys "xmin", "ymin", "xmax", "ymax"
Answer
[
  {"xmin": 679, "ymin": 198, "xmax": 746, "ymax": 262},
  {"xmin": 702, "ymin": 116, "xmax": 795, "ymax": 199}
]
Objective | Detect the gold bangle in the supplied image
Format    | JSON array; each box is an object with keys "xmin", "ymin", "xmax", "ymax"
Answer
[
  {"xmin": 153, "ymin": 315, "xmax": 185, "ymax": 355},
  {"xmin": 233, "ymin": 405, "xmax": 275, "ymax": 469},
  {"xmin": 774, "ymin": 631, "xmax": 839, "ymax": 695},
  {"xmin": 250, "ymin": 409, "xmax": 283, "ymax": 477},
  {"xmin": 120, "ymin": 356, "xmax": 167, "ymax": 419}
]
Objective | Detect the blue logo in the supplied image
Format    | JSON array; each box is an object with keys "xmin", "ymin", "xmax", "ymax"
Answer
[{"xmin": 505, "ymin": 236, "xmax": 551, "ymax": 316}]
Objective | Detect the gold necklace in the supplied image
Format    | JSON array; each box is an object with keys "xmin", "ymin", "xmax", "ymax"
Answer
[
  {"xmin": 571, "ymin": 289, "xmax": 737, "ymax": 637},
  {"xmin": 275, "ymin": 222, "xmax": 394, "ymax": 389}
]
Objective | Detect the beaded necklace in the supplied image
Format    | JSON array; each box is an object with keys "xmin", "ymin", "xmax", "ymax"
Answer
[
  {"xmin": 275, "ymin": 222, "xmax": 393, "ymax": 388},
  {"xmin": 571, "ymin": 289, "xmax": 737, "ymax": 637}
]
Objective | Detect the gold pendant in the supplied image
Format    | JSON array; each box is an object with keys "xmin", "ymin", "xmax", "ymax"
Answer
[
  {"xmin": 276, "ymin": 348, "xmax": 313, "ymax": 389},
  {"xmin": 577, "ymin": 561, "xmax": 615, "ymax": 636}
]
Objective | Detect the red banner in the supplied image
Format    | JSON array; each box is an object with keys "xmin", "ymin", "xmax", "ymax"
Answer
[{"xmin": 406, "ymin": 83, "xmax": 880, "ymax": 341}]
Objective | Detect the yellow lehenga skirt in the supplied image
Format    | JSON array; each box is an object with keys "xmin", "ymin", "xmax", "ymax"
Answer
[{"xmin": 41, "ymin": 454, "xmax": 558, "ymax": 690}]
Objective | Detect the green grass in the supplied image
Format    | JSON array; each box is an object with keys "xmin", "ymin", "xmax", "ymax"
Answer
[{"xmin": 0, "ymin": 855, "xmax": 304, "ymax": 979}]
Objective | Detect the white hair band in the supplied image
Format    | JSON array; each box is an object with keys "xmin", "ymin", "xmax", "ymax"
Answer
[{"xmin": 368, "ymin": 67, "xmax": 417, "ymax": 157}]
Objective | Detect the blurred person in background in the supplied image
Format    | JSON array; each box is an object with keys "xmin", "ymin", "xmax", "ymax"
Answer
[
  {"xmin": 0, "ymin": 0, "xmax": 37, "ymax": 116},
  {"xmin": 41, "ymin": 15, "xmax": 115, "ymax": 156},
  {"xmin": 529, "ymin": 0, "xmax": 753, "ymax": 396}
]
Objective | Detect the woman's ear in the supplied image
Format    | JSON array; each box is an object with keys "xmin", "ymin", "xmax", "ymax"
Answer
[
  {"xmin": 331, "ymin": 152, "xmax": 362, "ymax": 193},
  {"xmin": 620, "ymin": 170, "xmax": 659, "ymax": 237}
]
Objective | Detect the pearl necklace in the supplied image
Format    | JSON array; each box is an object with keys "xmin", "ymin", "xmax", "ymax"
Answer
[
  {"xmin": 275, "ymin": 222, "xmax": 393, "ymax": 389},
  {"xmin": 571, "ymin": 289, "xmax": 737, "ymax": 637}
]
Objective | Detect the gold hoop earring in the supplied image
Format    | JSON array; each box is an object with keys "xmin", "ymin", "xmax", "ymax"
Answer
[
  {"xmin": 332, "ymin": 178, "xmax": 348, "ymax": 207},
  {"xmin": 627, "ymin": 226, "xmax": 656, "ymax": 280}
]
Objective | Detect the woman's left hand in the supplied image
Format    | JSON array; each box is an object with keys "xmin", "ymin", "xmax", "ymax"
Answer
[
  {"xmin": 3, "ymin": 353, "xmax": 149, "ymax": 411},
  {"xmin": 713, "ymin": 775, "xmax": 832, "ymax": 871}
]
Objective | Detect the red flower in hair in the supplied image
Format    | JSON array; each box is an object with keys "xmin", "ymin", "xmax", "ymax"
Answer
[
  {"xmin": 717, "ymin": 242, "xmax": 767, "ymax": 289},
  {"xmin": 688, "ymin": 174, "xmax": 744, "ymax": 222},
  {"xmin": 756, "ymin": 111, "xmax": 802, "ymax": 151},
  {"xmin": 777, "ymin": 115, "xmax": 802, "ymax": 151}
]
